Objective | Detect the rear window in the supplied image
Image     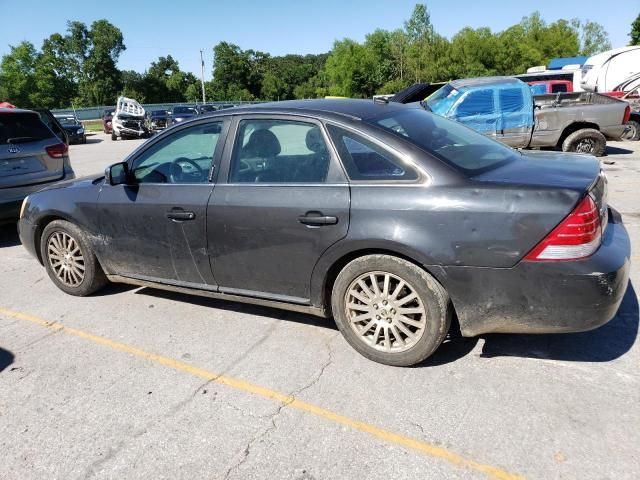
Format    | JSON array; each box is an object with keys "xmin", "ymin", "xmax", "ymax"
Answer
[
  {"xmin": 368, "ymin": 108, "xmax": 519, "ymax": 175},
  {"xmin": 0, "ymin": 112, "xmax": 54, "ymax": 144},
  {"xmin": 551, "ymin": 84, "xmax": 568, "ymax": 93}
]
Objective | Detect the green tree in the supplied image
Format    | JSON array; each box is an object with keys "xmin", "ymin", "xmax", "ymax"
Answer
[
  {"xmin": 631, "ymin": 13, "xmax": 640, "ymax": 45},
  {"xmin": 572, "ymin": 19, "xmax": 612, "ymax": 55},
  {"xmin": 0, "ymin": 42, "xmax": 38, "ymax": 107}
]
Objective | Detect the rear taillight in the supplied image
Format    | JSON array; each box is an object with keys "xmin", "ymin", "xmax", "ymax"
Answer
[
  {"xmin": 45, "ymin": 143, "xmax": 68, "ymax": 158},
  {"xmin": 524, "ymin": 195, "xmax": 601, "ymax": 261},
  {"xmin": 623, "ymin": 105, "xmax": 631, "ymax": 124}
]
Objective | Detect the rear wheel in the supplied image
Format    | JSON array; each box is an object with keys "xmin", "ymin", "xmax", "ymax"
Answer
[
  {"xmin": 331, "ymin": 255, "xmax": 451, "ymax": 366},
  {"xmin": 111, "ymin": 132, "xmax": 117, "ymax": 141},
  {"xmin": 41, "ymin": 220, "xmax": 108, "ymax": 296},
  {"xmin": 622, "ymin": 120, "xmax": 640, "ymax": 141},
  {"xmin": 561, "ymin": 128, "xmax": 606, "ymax": 157}
]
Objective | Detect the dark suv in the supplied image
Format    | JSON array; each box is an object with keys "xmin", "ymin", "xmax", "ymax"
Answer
[{"xmin": 1, "ymin": 108, "xmax": 75, "ymax": 222}]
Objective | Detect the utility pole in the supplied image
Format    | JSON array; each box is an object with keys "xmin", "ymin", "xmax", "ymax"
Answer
[{"xmin": 199, "ymin": 49, "xmax": 206, "ymax": 104}]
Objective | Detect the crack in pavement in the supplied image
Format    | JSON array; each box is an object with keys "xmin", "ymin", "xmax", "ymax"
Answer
[{"xmin": 222, "ymin": 333, "xmax": 337, "ymax": 480}]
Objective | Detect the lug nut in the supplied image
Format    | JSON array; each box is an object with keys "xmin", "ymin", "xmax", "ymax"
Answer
[
  {"xmin": 373, "ymin": 304, "xmax": 378, "ymax": 309},
  {"xmin": 376, "ymin": 315, "xmax": 381, "ymax": 320},
  {"xmin": 382, "ymin": 300, "xmax": 388, "ymax": 305}
]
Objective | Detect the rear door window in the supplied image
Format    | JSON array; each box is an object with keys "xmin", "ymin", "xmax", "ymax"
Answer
[
  {"xmin": 498, "ymin": 88, "xmax": 525, "ymax": 112},
  {"xmin": 0, "ymin": 113, "xmax": 54, "ymax": 144},
  {"xmin": 327, "ymin": 124, "xmax": 418, "ymax": 181}
]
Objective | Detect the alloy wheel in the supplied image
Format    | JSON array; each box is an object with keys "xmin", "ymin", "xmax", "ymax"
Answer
[
  {"xmin": 47, "ymin": 231, "xmax": 85, "ymax": 287},
  {"xmin": 575, "ymin": 138, "xmax": 595, "ymax": 153},
  {"xmin": 345, "ymin": 271, "xmax": 427, "ymax": 353}
]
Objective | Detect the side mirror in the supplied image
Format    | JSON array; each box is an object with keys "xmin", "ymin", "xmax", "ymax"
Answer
[{"xmin": 105, "ymin": 162, "xmax": 130, "ymax": 186}]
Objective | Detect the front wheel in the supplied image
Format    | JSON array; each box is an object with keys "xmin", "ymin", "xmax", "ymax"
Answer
[
  {"xmin": 561, "ymin": 128, "xmax": 606, "ymax": 157},
  {"xmin": 111, "ymin": 132, "xmax": 117, "ymax": 141},
  {"xmin": 41, "ymin": 220, "xmax": 108, "ymax": 296},
  {"xmin": 331, "ymin": 255, "xmax": 451, "ymax": 366}
]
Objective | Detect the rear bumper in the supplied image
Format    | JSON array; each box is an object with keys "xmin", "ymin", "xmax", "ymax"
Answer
[
  {"xmin": 601, "ymin": 125, "xmax": 627, "ymax": 140},
  {"xmin": 439, "ymin": 208, "xmax": 631, "ymax": 336},
  {"xmin": 0, "ymin": 171, "xmax": 75, "ymax": 222}
]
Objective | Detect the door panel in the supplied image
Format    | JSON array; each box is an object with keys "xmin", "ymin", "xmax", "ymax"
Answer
[
  {"xmin": 208, "ymin": 184, "xmax": 349, "ymax": 301},
  {"xmin": 97, "ymin": 184, "xmax": 215, "ymax": 285}
]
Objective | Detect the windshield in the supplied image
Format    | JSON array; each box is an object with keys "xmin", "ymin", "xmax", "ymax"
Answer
[
  {"xmin": 57, "ymin": 117, "xmax": 78, "ymax": 126},
  {"xmin": 369, "ymin": 108, "xmax": 519, "ymax": 175},
  {"xmin": 425, "ymin": 84, "xmax": 462, "ymax": 115},
  {"xmin": 151, "ymin": 110, "xmax": 166, "ymax": 117},
  {"xmin": 173, "ymin": 106, "xmax": 196, "ymax": 115}
]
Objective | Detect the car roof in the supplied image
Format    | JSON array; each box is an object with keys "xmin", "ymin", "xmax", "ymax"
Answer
[
  {"xmin": 203, "ymin": 98, "xmax": 413, "ymax": 122},
  {"xmin": 449, "ymin": 76, "xmax": 524, "ymax": 89},
  {"xmin": 0, "ymin": 107, "xmax": 38, "ymax": 115}
]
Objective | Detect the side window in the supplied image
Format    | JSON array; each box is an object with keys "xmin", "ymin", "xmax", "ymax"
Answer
[
  {"xmin": 229, "ymin": 119, "xmax": 330, "ymax": 183},
  {"xmin": 327, "ymin": 125, "xmax": 418, "ymax": 181},
  {"xmin": 132, "ymin": 122, "xmax": 222, "ymax": 184},
  {"xmin": 498, "ymin": 88, "xmax": 525, "ymax": 113},
  {"xmin": 456, "ymin": 90, "xmax": 495, "ymax": 116}
]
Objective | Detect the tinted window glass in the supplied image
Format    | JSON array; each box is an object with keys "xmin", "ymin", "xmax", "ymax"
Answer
[
  {"xmin": 229, "ymin": 119, "xmax": 330, "ymax": 183},
  {"xmin": 456, "ymin": 90, "xmax": 494, "ymax": 116},
  {"xmin": 0, "ymin": 112, "xmax": 54, "ymax": 144},
  {"xmin": 551, "ymin": 84, "xmax": 568, "ymax": 93},
  {"xmin": 369, "ymin": 108, "xmax": 518, "ymax": 175},
  {"xmin": 131, "ymin": 122, "xmax": 222, "ymax": 184},
  {"xmin": 327, "ymin": 125, "xmax": 417, "ymax": 181},
  {"xmin": 499, "ymin": 89, "xmax": 525, "ymax": 112}
]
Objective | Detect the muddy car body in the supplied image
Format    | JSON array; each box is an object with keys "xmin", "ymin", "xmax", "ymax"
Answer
[{"xmin": 18, "ymin": 100, "xmax": 630, "ymax": 366}]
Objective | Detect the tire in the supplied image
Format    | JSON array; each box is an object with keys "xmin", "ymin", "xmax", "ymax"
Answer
[
  {"xmin": 331, "ymin": 255, "xmax": 451, "ymax": 366},
  {"xmin": 81, "ymin": 136, "xmax": 87, "ymax": 144},
  {"xmin": 622, "ymin": 120, "xmax": 640, "ymax": 141},
  {"xmin": 561, "ymin": 128, "xmax": 606, "ymax": 157},
  {"xmin": 111, "ymin": 132, "xmax": 117, "ymax": 141},
  {"xmin": 40, "ymin": 220, "xmax": 108, "ymax": 296}
]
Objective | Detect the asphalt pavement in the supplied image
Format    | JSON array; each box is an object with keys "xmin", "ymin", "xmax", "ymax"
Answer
[{"xmin": 0, "ymin": 132, "xmax": 638, "ymax": 480}]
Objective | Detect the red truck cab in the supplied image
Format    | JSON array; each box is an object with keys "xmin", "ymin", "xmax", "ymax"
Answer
[{"xmin": 528, "ymin": 80, "xmax": 574, "ymax": 95}]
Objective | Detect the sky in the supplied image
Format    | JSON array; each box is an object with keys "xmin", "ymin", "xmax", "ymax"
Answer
[{"xmin": 1, "ymin": 0, "xmax": 638, "ymax": 80}]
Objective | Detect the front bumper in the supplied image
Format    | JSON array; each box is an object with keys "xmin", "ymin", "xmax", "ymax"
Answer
[{"xmin": 439, "ymin": 208, "xmax": 631, "ymax": 337}]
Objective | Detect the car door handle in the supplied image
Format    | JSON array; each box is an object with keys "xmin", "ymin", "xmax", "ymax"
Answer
[
  {"xmin": 166, "ymin": 210, "xmax": 195, "ymax": 221},
  {"xmin": 297, "ymin": 212, "xmax": 338, "ymax": 226}
]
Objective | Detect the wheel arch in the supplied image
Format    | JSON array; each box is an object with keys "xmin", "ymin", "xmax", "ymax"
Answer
[
  {"xmin": 311, "ymin": 241, "xmax": 453, "ymax": 317},
  {"xmin": 557, "ymin": 121, "xmax": 600, "ymax": 147}
]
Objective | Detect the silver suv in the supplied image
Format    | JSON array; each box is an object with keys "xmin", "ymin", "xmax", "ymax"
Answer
[{"xmin": 1, "ymin": 108, "xmax": 75, "ymax": 222}]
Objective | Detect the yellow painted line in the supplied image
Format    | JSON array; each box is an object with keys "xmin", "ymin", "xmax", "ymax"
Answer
[{"xmin": 0, "ymin": 307, "xmax": 524, "ymax": 480}]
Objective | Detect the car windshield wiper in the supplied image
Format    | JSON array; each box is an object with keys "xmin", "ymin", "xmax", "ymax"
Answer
[{"xmin": 7, "ymin": 136, "xmax": 43, "ymax": 144}]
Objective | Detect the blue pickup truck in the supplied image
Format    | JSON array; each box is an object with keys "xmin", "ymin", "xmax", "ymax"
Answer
[{"xmin": 420, "ymin": 77, "xmax": 629, "ymax": 156}]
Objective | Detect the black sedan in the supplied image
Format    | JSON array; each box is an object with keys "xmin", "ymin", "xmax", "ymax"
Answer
[
  {"xmin": 54, "ymin": 115, "xmax": 86, "ymax": 144},
  {"xmin": 146, "ymin": 109, "xmax": 169, "ymax": 131},
  {"xmin": 168, "ymin": 105, "xmax": 198, "ymax": 125},
  {"xmin": 17, "ymin": 99, "xmax": 630, "ymax": 366}
]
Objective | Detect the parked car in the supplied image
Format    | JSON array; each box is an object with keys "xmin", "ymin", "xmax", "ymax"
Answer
[
  {"xmin": 111, "ymin": 97, "xmax": 149, "ymax": 141},
  {"xmin": 528, "ymin": 80, "xmax": 574, "ymax": 95},
  {"xmin": 423, "ymin": 77, "xmax": 629, "ymax": 156},
  {"xmin": 146, "ymin": 109, "xmax": 169, "ymax": 132},
  {"xmin": 197, "ymin": 104, "xmax": 218, "ymax": 115},
  {"xmin": 17, "ymin": 99, "xmax": 629, "ymax": 366},
  {"xmin": 53, "ymin": 115, "xmax": 86, "ymax": 144},
  {"xmin": 581, "ymin": 46, "xmax": 640, "ymax": 93},
  {"xmin": 102, "ymin": 108, "xmax": 115, "ymax": 134},
  {"xmin": 169, "ymin": 105, "xmax": 198, "ymax": 125},
  {"xmin": 1, "ymin": 108, "xmax": 74, "ymax": 222},
  {"xmin": 34, "ymin": 109, "xmax": 69, "ymax": 145}
]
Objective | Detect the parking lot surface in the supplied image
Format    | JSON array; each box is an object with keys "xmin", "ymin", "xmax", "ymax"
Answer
[{"xmin": 1, "ymin": 133, "xmax": 638, "ymax": 479}]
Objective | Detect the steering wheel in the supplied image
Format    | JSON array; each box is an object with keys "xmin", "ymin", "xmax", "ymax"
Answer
[
  {"xmin": 237, "ymin": 159, "xmax": 252, "ymax": 175},
  {"xmin": 169, "ymin": 157, "xmax": 205, "ymax": 183}
]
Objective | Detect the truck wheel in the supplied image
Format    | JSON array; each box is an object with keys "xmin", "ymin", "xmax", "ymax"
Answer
[
  {"xmin": 622, "ymin": 120, "xmax": 640, "ymax": 141},
  {"xmin": 111, "ymin": 132, "xmax": 117, "ymax": 141},
  {"xmin": 562, "ymin": 129, "xmax": 606, "ymax": 157},
  {"xmin": 331, "ymin": 255, "xmax": 451, "ymax": 367}
]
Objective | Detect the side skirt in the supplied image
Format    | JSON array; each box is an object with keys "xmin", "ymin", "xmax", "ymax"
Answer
[{"xmin": 106, "ymin": 274, "xmax": 330, "ymax": 318}]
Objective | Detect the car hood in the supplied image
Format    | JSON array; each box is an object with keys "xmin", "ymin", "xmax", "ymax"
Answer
[
  {"xmin": 473, "ymin": 150, "xmax": 600, "ymax": 192},
  {"xmin": 62, "ymin": 125, "xmax": 83, "ymax": 132},
  {"xmin": 37, "ymin": 174, "xmax": 104, "ymax": 193}
]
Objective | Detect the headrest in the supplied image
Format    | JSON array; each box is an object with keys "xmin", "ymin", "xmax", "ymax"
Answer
[
  {"xmin": 305, "ymin": 127, "xmax": 326, "ymax": 153},
  {"xmin": 243, "ymin": 129, "xmax": 281, "ymax": 157}
]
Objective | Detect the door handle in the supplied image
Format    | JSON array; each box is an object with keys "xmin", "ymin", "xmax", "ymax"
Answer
[
  {"xmin": 297, "ymin": 212, "xmax": 338, "ymax": 226},
  {"xmin": 166, "ymin": 210, "xmax": 195, "ymax": 221}
]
